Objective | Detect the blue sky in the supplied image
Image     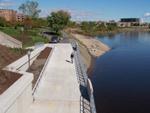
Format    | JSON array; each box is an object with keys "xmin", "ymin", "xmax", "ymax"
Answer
[{"xmin": 1, "ymin": 0, "xmax": 150, "ymax": 22}]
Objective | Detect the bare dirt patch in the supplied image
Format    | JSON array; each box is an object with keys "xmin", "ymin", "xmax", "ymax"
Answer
[
  {"xmin": 28, "ymin": 47, "xmax": 52, "ymax": 87},
  {"xmin": 0, "ymin": 44, "xmax": 26, "ymax": 94},
  {"xmin": 0, "ymin": 45, "xmax": 27, "ymax": 68},
  {"xmin": 0, "ymin": 70, "xmax": 21, "ymax": 94}
]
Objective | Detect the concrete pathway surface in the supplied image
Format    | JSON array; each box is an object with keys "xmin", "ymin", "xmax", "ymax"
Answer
[
  {"xmin": 0, "ymin": 31, "xmax": 22, "ymax": 48},
  {"xmin": 26, "ymin": 44, "xmax": 81, "ymax": 113}
]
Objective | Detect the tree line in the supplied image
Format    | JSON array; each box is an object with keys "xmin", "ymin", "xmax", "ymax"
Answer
[{"xmin": 0, "ymin": 0, "xmax": 118, "ymax": 36}]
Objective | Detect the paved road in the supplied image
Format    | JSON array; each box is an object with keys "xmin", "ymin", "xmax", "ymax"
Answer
[{"xmin": 27, "ymin": 44, "xmax": 81, "ymax": 113}]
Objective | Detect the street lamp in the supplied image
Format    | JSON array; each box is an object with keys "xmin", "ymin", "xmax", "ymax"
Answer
[
  {"xmin": 21, "ymin": 27, "xmax": 24, "ymax": 42},
  {"xmin": 27, "ymin": 50, "xmax": 31, "ymax": 68}
]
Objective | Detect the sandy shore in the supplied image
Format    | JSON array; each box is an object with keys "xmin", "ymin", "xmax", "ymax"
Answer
[{"xmin": 71, "ymin": 33, "xmax": 110, "ymax": 69}]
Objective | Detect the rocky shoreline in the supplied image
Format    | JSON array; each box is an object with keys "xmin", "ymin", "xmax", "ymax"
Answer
[{"xmin": 70, "ymin": 33, "xmax": 110, "ymax": 72}]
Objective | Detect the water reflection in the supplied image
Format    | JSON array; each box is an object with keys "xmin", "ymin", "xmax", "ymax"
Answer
[{"xmin": 92, "ymin": 32, "xmax": 150, "ymax": 113}]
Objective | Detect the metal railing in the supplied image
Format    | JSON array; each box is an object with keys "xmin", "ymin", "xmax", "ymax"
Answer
[
  {"xmin": 72, "ymin": 41, "xmax": 97, "ymax": 113},
  {"xmin": 32, "ymin": 47, "xmax": 55, "ymax": 97},
  {"xmin": 16, "ymin": 52, "xmax": 40, "ymax": 71}
]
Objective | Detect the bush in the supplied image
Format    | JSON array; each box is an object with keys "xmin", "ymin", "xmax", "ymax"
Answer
[{"xmin": 0, "ymin": 17, "xmax": 6, "ymax": 27}]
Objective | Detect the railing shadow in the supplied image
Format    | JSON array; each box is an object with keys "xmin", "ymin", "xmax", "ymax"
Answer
[
  {"xmin": 80, "ymin": 85, "xmax": 90, "ymax": 101},
  {"xmin": 79, "ymin": 82, "xmax": 91, "ymax": 113}
]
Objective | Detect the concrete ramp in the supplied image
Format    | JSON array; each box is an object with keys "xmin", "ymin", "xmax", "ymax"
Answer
[
  {"xmin": 27, "ymin": 44, "xmax": 81, "ymax": 113},
  {"xmin": 0, "ymin": 31, "xmax": 22, "ymax": 48}
]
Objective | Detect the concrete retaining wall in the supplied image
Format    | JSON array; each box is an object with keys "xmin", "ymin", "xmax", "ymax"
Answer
[
  {"xmin": 6, "ymin": 46, "xmax": 45, "ymax": 71},
  {"xmin": 0, "ymin": 44, "xmax": 54, "ymax": 113},
  {"xmin": 0, "ymin": 72, "xmax": 33, "ymax": 113},
  {"xmin": 0, "ymin": 45, "xmax": 46, "ymax": 113},
  {"xmin": 0, "ymin": 31, "xmax": 22, "ymax": 48}
]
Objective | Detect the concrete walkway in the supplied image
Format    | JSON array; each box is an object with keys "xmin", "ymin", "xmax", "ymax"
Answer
[
  {"xmin": 27, "ymin": 44, "xmax": 81, "ymax": 113},
  {"xmin": 0, "ymin": 31, "xmax": 22, "ymax": 48}
]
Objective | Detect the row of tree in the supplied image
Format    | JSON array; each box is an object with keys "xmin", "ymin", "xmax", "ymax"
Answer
[
  {"xmin": 18, "ymin": 1, "xmax": 118, "ymax": 35},
  {"xmin": 80, "ymin": 21, "xmax": 118, "ymax": 35},
  {"xmin": 0, "ymin": 0, "xmax": 118, "ymax": 36},
  {"xmin": 19, "ymin": 1, "xmax": 71, "ymax": 34}
]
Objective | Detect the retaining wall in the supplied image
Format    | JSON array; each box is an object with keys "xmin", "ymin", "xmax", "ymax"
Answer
[
  {"xmin": 0, "ymin": 71, "xmax": 33, "ymax": 113},
  {"xmin": 0, "ymin": 45, "xmax": 49, "ymax": 113},
  {"xmin": 0, "ymin": 31, "xmax": 22, "ymax": 48}
]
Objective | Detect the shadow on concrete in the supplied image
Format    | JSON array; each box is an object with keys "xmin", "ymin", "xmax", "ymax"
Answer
[
  {"xmin": 65, "ymin": 60, "xmax": 73, "ymax": 64},
  {"xmin": 80, "ymin": 85, "xmax": 91, "ymax": 113},
  {"xmin": 80, "ymin": 85, "xmax": 90, "ymax": 101}
]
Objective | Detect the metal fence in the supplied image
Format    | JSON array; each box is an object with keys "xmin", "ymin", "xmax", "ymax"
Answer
[{"xmin": 72, "ymin": 41, "xmax": 97, "ymax": 113}]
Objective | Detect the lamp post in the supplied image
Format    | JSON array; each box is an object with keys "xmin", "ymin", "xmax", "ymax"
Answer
[
  {"xmin": 21, "ymin": 27, "xmax": 24, "ymax": 42},
  {"xmin": 27, "ymin": 50, "xmax": 31, "ymax": 68}
]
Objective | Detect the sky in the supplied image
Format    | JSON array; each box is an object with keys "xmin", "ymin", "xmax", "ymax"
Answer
[{"xmin": 1, "ymin": 0, "xmax": 150, "ymax": 22}]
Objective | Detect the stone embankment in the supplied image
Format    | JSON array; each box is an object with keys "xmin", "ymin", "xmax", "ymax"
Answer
[
  {"xmin": 72, "ymin": 34, "xmax": 110, "ymax": 57},
  {"xmin": 70, "ymin": 33, "xmax": 110, "ymax": 70}
]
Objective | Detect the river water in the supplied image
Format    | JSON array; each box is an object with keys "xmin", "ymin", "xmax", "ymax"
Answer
[{"xmin": 91, "ymin": 32, "xmax": 150, "ymax": 113}]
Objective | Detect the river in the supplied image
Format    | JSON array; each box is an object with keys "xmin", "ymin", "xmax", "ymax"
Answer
[{"xmin": 91, "ymin": 32, "xmax": 150, "ymax": 113}]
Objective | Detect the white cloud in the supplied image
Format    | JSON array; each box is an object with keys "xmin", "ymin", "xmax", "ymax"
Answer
[
  {"xmin": 144, "ymin": 12, "xmax": 150, "ymax": 17},
  {"xmin": 0, "ymin": 0, "xmax": 14, "ymax": 8},
  {"xmin": 40, "ymin": 8, "xmax": 102, "ymax": 21}
]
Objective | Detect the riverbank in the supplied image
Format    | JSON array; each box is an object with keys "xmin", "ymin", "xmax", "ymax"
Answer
[
  {"xmin": 64, "ymin": 27, "xmax": 150, "ymax": 75},
  {"xmin": 66, "ymin": 27, "xmax": 150, "ymax": 37},
  {"xmin": 69, "ymin": 33, "xmax": 110, "ymax": 70}
]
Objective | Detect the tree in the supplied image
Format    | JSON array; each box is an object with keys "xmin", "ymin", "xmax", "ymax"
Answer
[
  {"xmin": 0, "ymin": 17, "xmax": 6, "ymax": 27},
  {"xmin": 23, "ymin": 17, "xmax": 33, "ymax": 29},
  {"xmin": 81, "ymin": 21, "xmax": 99, "ymax": 35},
  {"xmin": 47, "ymin": 10, "xmax": 71, "ymax": 34},
  {"xmin": 32, "ymin": 18, "xmax": 48, "ymax": 28},
  {"xmin": 18, "ymin": 0, "xmax": 41, "ymax": 18},
  {"xmin": 106, "ymin": 23, "xmax": 118, "ymax": 31},
  {"xmin": 67, "ymin": 21, "xmax": 78, "ymax": 28}
]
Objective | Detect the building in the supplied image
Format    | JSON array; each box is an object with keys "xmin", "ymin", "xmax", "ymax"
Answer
[
  {"xmin": 0, "ymin": 9, "xmax": 25, "ymax": 22},
  {"xmin": 118, "ymin": 18, "xmax": 141, "ymax": 27},
  {"xmin": 109, "ymin": 20, "xmax": 116, "ymax": 23},
  {"xmin": 0, "ymin": 9, "xmax": 17, "ymax": 22},
  {"xmin": 16, "ymin": 13, "xmax": 25, "ymax": 22}
]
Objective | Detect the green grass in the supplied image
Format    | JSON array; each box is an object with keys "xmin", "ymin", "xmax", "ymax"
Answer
[
  {"xmin": 0, "ymin": 27, "xmax": 49, "ymax": 48},
  {"xmin": 31, "ymin": 35, "xmax": 49, "ymax": 43},
  {"xmin": 0, "ymin": 27, "xmax": 21, "ymax": 38},
  {"xmin": 23, "ymin": 29, "xmax": 49, "ymax": 47},
  {"xmin": 10, "ymin": 48, "xmax": 27, "ymax": 54},
  {"xmin": 23, "ymin": 35, "xmax": 49, "ymax": 48}
]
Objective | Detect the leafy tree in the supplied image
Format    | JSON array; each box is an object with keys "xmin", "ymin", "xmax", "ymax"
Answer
[
  {"xmin": 47, "ymin": 10, "xmax": 71, "ymax": 34},
  {"xmin": 67, "ymin": 21, "xmax": 78, "ymax": 28},
  {"xmin": 23, "ymin": 17, "xmax": 33, "ymax": 29},
  {"xmin": 0, "ymin": 17, "xmax": 6, "ymax": 27},
  {"xmin": 81, "ymin": 21, "xmax": 98, "ymax": 35},
  {"xmin": 18, "ymin": 0, "xmax": 41, "ymax": 18},
  {"xmin": 96, "ymin": 23, "xmax": 107, "ymax": 31},
  {"xmin": 106, "ymin": 23, "xmax": 118, "ymax": 31},
  {"xmin": 80, "ymin": 21, "xmax": 118, "ymax": 35},
  {"xmin": 32, "ymin": 18, "xmax": 48, "ymax": 28}
]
